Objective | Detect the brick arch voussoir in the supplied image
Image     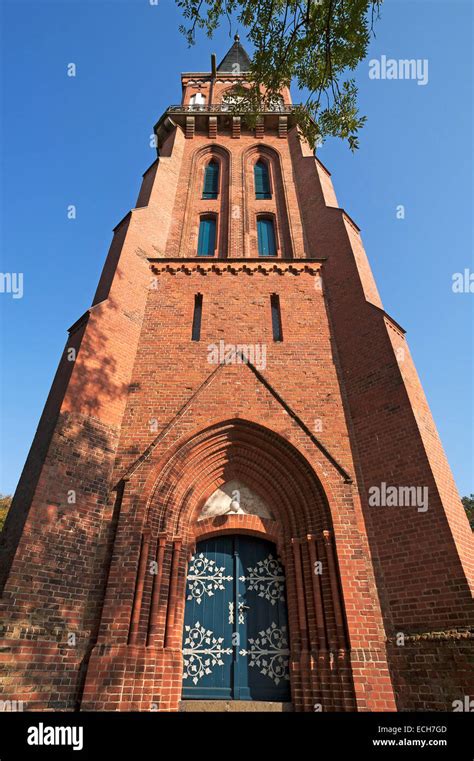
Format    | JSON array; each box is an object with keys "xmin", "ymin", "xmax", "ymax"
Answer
[
  {"xmin": 142, "ymin": 419, "xmax": 333, "ymax": 544},
  {"xmin": 175, "ymin": 443, "xmax": 316, "ymax": 535},
  {"xmin": 175, "ymin": 451, "xmax": 299, "ymax": 538},
  {"xmin": 153, "ymin": 438, "xmax": 313, "ymax": 537},
  {"xmin": 195, "ymin": 515, "xmax": 283, "ymax": 545},
  {"xmin": 242, "ymin": 141, "xmax": 285, "ymax": 164}
]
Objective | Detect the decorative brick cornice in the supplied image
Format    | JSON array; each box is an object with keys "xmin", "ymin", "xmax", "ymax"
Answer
[{"xmin": 148, "ymin": 257, "xmax": 324, "ymax": 277}]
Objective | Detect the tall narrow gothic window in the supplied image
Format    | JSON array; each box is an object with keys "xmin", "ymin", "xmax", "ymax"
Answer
[
  {"xmin": 203, "ymin": 160, "xmax": 219, "ymax": 199},
  {"xmin": 270, "ymin": 294, "xmax": 283, "ymax": 342},
  {"xmin": 192, "ymin": 294, "xmax": 203, "ymax": 341},
  {"xmin": 257, "ymin": 217, "xmax": 276, "ymax": 256},
  {"xmin": 197, "ymin": 216, "xmax": 217, "ymax": 256},
  {"xmin": 254, "ymin": 160, "xmax": 271, "ymax": 199}
]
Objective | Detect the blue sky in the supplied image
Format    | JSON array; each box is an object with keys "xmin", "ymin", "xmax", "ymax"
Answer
[{"xmin": 0, "ymin": 0, "xmax": 472, "ymax": 497}]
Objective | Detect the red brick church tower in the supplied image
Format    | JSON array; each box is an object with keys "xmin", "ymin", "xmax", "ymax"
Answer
[{"xmin": 1, "ymin": 37, "xmax": 472, "ymax": 713}]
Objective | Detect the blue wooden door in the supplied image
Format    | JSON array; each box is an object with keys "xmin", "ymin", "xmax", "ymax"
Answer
[
  {"xmin": 182, "ymin": 535, "xmax": 290, "ymax": 701},
  {"xmin": 182, "ymin": 536, "xmax": 234, "ymax": 699}
]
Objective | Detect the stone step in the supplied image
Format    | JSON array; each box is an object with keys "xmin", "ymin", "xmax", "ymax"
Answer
[{"xmin": 179, "ymin": 700, "xmax": 293, "ymax": 713}]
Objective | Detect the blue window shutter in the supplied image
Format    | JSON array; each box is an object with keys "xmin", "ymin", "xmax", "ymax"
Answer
[
  {"xmin": 257, "ymin": 218, "xmax": 276, "ymax": 256},
  {"xmin": 257, "ymin": 218, "xmax": 263, "ymax": 255},
  {"xmin": 254, "ymin": 161, "xmax": 271, "ymax": 199},
  {"xmin": 203, "ymin": 161, "xmax": 219, "ymax": 199},
  {"xmin": 254, "ymin": 162, "xmax": 264, "ymax": 197},
  {"xmin": 198, "ymin": 217, "xmax": 216, "ymax": 256}
]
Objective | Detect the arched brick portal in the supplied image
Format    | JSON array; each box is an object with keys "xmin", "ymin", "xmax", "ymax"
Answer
[{"xmin": 80, "ymin": 420, "xmax": 386, "ymax": 712}]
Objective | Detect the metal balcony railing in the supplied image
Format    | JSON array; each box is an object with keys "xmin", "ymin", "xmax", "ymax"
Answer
[{"xmin": 167, "ymin": 103, "xmax": 295, "ymax": 114}]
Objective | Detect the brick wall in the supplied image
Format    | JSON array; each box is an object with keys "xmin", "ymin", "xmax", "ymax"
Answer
[{"xmin": 1, "ymin": 96, "xmax": 472, "ymax": 712}]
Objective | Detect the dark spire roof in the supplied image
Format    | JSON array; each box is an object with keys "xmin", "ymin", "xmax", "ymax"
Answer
[{"xmin": 217, "ymin": 34, "xmax": 251, "ymax": 73}]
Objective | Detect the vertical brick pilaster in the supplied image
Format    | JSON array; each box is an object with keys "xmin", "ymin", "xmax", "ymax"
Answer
[
  {"xmin": 164, "ymin": 538, "xmax": 183, "ymax": 648},
  {"xmin": 128, "ymin": 531, "xmax": 151, "ymax": 645},
  {"xmin": 147, "ymin": 533, "xmax": 168, "ymax": 646},
  {"xmin": 291, "ymin": 538, "xmax": 312, "ymax": 711},
  {"xmin": 323, "ymin": 530, "xmax": 347, "ymax": 650}
]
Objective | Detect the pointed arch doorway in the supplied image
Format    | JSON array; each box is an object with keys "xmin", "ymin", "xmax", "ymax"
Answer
[{"xmin": 182, "ymin": 534, "xmax": 291, "ymax": 702}]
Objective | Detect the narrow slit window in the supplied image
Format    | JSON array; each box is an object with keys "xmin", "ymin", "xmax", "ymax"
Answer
[
  {"xmin": 197, "ymin": 216, "xmax": 217, "ymax": 256},
  {"xmin": 254, "ymin": 160, "xmax": 271, "ymax": 199},
  {"xmin": 257, "ymin": 217, "xmax": 276, "ymax": 256},
  {"xmin": 271, "ymin": 294, "xmax": 283, "ymax": 342},
  {"xmin": 203, "ymin": 160, "xmax": 219, "ymax": 199},
  {"xmin": 192, "ymin": 294, "xmax": 203, "ymax": 341}
]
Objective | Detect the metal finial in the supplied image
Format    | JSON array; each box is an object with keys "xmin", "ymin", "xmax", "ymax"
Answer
[{"xmin": 234, "ymin": 33, "xmax": 240, "ymax": 42}]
